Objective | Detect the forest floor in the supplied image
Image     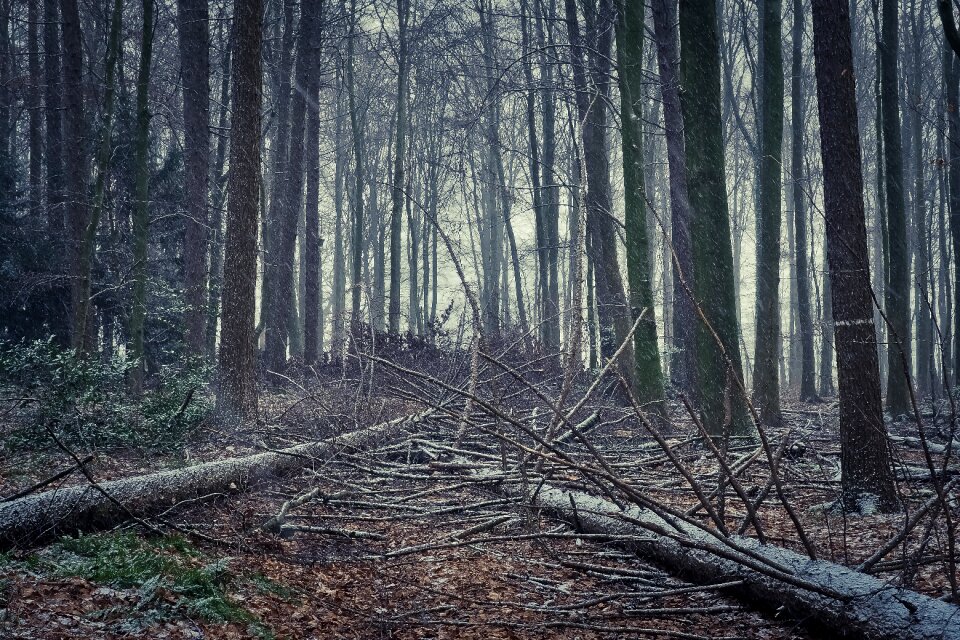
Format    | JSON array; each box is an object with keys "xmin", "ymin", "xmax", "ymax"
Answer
[{"xmin": 0, "ymin": 358, "xmax": 955, "ymax": 639}]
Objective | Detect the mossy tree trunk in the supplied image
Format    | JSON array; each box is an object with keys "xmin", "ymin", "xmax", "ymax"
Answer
[
  {"xmin": 752, "ymin": 0, "xmax": 785, "ymax": 426},
  {"xmin": 615, "ymin": 0, "xmax": 665, "ymax": 417},
  {"xmin": 678, "ymin": 0, "xmax": 751, "ymax": 437}
]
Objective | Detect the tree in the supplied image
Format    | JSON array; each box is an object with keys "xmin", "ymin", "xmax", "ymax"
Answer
[
  {"xmin": 810, "ymin": 0, "xmax": 897, "ymax": 510},
  {"xmin": 752, "ymin": 0, "xmax": 785, "ymax": 426},
  {"xmin": 615, "ymin": 0, "xmax": 665, "ymax": 416},
  {"xmin": 880, "ymin": 0, "xmax": 912, "ymax": 416},
  {"xmin": 262, "ymin": 0, "xmax": 296, "ymax": 368},
  {"xmin": 564, "ymin": 0, "xmax": 635, "ymax": 387},
  {"xmin": 129, "ymin": 0, "xmax": 156, "ymax": 392},
  {"xmin": 791, "ymin": 0, "xmax": 817, "ymax": 402},
  {"xmin": 43, "ymin": 0, "xmax": 66, "ymax": 343},
  {"xmin": 217, "ymin": 0, "xmax": 263, "ymax": 424},
  {"xmin": 303, "ymin": 4, "xmax": 326, "ymax": 365},
  {"xmin": 346, "ymin": 0, "xmax": 365, "ymax": 329},
  {"xmin": 268, "ymin": 0, "xmax": 323, "ymax": 371},
  {"xmin": 651, "ymin": 0, "xmax": 695, "ymax": 396},
  {"xmin": 388, "ymin": 0, "xmax": 410, "ymax": 336},
  {"xmin": 178, "ymin": 0, "xmax": 211, "ymax": 355},
  {"xmin": 678, "ymin": 0, "xmax": 751, "ymax": 437},
  {"xmin": 61, "ymin": 0, "xmax": 91, "ymax": 351}
]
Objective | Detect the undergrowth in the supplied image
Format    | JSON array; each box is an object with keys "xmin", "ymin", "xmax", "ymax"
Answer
[
  {"xmin": 0, "ymin": 337, "xmax": 211, "ymax": 453},
  {"xmin": 18, "ymin": 532, "xmax": 274, "ymax": 637}
]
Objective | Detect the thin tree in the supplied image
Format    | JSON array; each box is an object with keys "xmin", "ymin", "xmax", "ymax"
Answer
[
  {"xmin": 810, "ymin": 0, "xmax": 897, "ymax": 510},
  {"xmin": 753, "ymin": 0, "xmax": 785, "ymax": 426},
  {"xmin": 388, "ymin": 0, "xmax": 410, "ymax": 336},
  {"xmin": 880, "ymin": 0, "xmax": 912, "ymax": 416},
  {"xmin": 178, "ymin": 0, "xmax": 211, "ymax": 355},
  {"xmin": 43, "ymin": 0, "xmax": 66, "ymax": 343},
  {"xmin": 61, "ymin": 0, "xmax": 93, "ymax": 351},
  {"xmin": 129, "ymin": 0, "xmax": 156, "ymax": 392},
  {"xmin": 615, "ymin": 0, "xmax": 665, "ymax": 416},
  {"xmin": 651, "ymin": 0, "xmax": 695, "ymax": 396},
  {"xmin": 678, "ymin": 0, "xmax": 751, "ymax": 436},
  {"xmin": 217, "ymin": 0, "xmax": 263, "ymax": 424},
  {"xmin": 346, "ymin": 0, "xmax": 365, "ymax": 328},
  {"xmin": 303, "ymin": 3, "xmax": 326, "ymax": 365},
  {"xmin": 791, "ymin": 0, "xmax": 817, "ymax": 401}
]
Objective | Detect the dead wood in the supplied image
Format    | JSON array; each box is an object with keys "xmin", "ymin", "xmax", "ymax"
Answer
[
  {"xmin": 0, "ymin": 411, "xmax": 431, "ymax": 548},
  {"xmin": 494, "ymin": 476, "xmax": 960, "ymax": 640}
]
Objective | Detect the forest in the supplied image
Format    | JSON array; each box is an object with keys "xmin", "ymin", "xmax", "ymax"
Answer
[{"xmin": 0, "ymin": 0, "xmax": 958, "ymax": 637}]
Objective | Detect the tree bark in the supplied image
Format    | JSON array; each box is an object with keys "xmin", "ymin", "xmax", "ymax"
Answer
[
  {"xmin": 43, "ymin": 0, "xmax": 67, "ymax": 343},
  {"xmin": 791, "ymin": 0, "xmax": 817, "ymax": 402},
  {"xmin": 615, "ymin": 0, "xmax": 665, "ymax": 417},
  {"xmin": 61, "ymin": 0, "xmax": 92, "ymax": 352},
  {"xmin": 0, "ymin": 413, "xmax": 429, "ymax": 548},
  {"xmin": 810, "ymin": 0, "xmax": 897, "ymax": 511},
  {"xmin": 880, "ymin": 0, "xmax": 912, "ymax": 416},
  {"xmin": 216, "ymin": 0, "xmax": 263, "ymax": 425},
  {"xmin": 753, "ymin": 0, "xmax": 785, "ymax": 426},
  {"xmin": 388, "ymin": 0, "xmax": 410, "ymax": 336},
  {"xmin": 678, "ymin": 0, "xmax": 751, "ymax": 437},
  {"xmin": 129, "ymin": 0, "xmax": 156, "ymax": 393},
  {"xmin": 178, "ymin": 0, "xmax": 211, "ymax": 356}
]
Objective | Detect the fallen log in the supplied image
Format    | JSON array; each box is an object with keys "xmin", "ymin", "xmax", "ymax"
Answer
[
  {"xmin": 489, "ymin": 475, "xmax": 960, "ymax": 640},
  {"xmin": 0, "ymin": 411, "xmax": 430, "ymax": 548}
]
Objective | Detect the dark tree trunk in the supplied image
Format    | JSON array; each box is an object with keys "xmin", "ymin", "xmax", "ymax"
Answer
[
  {"xmin": 616, "ymin": 0, "xmax": 665, "ymax": 416},
  {"xmin": 753, "ymin": 0, "xmax": 785, "ymax": 426},
  {"xmin": 216, "ymin": 0, "xmax": 263, "ymax": 425},
  {"xmin": 678, "ymin": 0, "xmax": 751, "ymax": 437},
  {"xmin": 262, "ymin": 0, "xmax": 296, "ymax": 366},
  {"xmin": 268, "ymin": 0, "xmax": 322, "ymax": 371},
  {"xmin": 388, "ymin": 0, "xmax": 409, "ymax": 336},
  {"xmin": 810, "ymin": 0, "xmax": 897, "ymax": 510},
  {"xmin": 880, "ymin": 0, "xmax": 912, "ymax": 416},
  {"xmin": 129, "ymin": 0, "xmax": 156, "ymax": 392},
  {"xmin": 651, "ymin": 0, "xmax": 695, "ymax": 397},
  {"xmin": 61, "ymin": 0, "xmax": 91, "ymax": 351},
  {"xmin": 178, "ymin": 0, "xmax": 211, "ymax": 356},
  {"xmin": 564, "ymin": 0, "xmax": 635, "ymax": 386},
  {"xmin": 791, "ymin": 0, "xmax": 817, "ymax": 401},
  {"xmin": 43, "ymin": 0, "xmax": 67, "ymax": 343},
  {"xmin": 303, "ymin": 5, "xmax": 325, "ymax": 365}
]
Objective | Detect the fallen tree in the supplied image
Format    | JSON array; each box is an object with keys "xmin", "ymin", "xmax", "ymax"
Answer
[
  {"xmin": 494, "ymin": 475, "xmax": 960, "ymax": 640},
  {"xmin": 0, "ymin": 411, "xmax": 431, "ymax": 548}
]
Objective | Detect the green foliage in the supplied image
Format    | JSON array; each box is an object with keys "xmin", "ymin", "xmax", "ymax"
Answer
[
  {"xmin": 31, "ymin": 533, "xmax": 262, "ymax": 632},
  {"xmin": 0, "ymin": 337, "xmax": 211, "ymax": 452}
]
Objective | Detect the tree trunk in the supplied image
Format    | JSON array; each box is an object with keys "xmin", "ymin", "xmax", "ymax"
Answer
[
  {"xmin": 346, "ymin": 0, "xmax": 365, "ymax": 329},
  {"xmin": 178, "ymin": 0, "xmax": 211, "ymax": 356},
  {"xmin": 791, "ymin": 0, "xmax": 817, "ymax": 402},
  {"xmin": 678, "ymin": 0, "xmax": 751, "ymax": 437},
  {"xmin": 216, "ymin": 0, "xmax": 263, "ymax": 425},
  {"xmin": 61, "ymin": 0, "xmax": 92, "ymax": 352},
  {"xmin": 206, "ymin": 22, "xmax": 233, "ymax": 358},
  {"xmin": 43, "ymin": 0, "xmax": 67, "ymax": 344},
  {"xmin": 616, "ymin": 0, "xmax": 665, "ymax": 417},
  {"xmin": 0, "ymin": 413, "xmax": 429, "ymax": 548},
  {"xmin": 129, "ymin": 0, "xmax": 156, "ymax": 393},
  {"xmin": 810, "ymin": 0, "xmax": 897, "ymax": 511},
  {"xmin": 487, "ymin": 476, "xmax": 960, "ymax": 640},
  {"xmin": 880, "ymin": 0, "xmax": 912, "ymax": 416},
  {"xmin": 651, "ymin": 0, "xmax": 695, "ymax": 397},
  {"xmin": 262, "ymin": 0, "xmax": 296, "ymax": 367},
  {"xmin": 564, "ymin": 0, "xmax": 635, "ymax": 387},
  {"xmin": 388, "ymin": 0, "xmax": 409, "ymax": 336},
  {"xmin": 303, "ymin": 5, "xmax": 325, "ymax": 365},
  {"xmin": 753, "ymin": 0, "xmax": 784, "ymax": 426},
  {"xmin": 269, "ymin": 0, "xmax": 322, "ymax": 371}
]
